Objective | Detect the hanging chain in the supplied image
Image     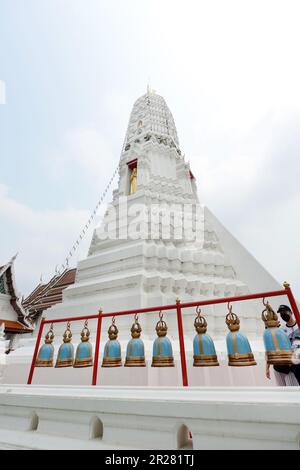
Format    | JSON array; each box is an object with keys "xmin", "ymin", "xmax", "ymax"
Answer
[
  {"xmin": 58, "ymin": 164, "xmax": 119, "ymax": 274},
  {"xmin": 28, "ymin": 164, "xmax": 119, "ymax": 310}
]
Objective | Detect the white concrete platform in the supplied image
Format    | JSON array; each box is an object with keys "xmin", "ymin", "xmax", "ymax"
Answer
[{"xmin": 0, "ymin": 385, "xmax": 299, "ymax": 450}]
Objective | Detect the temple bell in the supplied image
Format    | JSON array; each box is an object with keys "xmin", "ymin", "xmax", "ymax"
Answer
[
  {"xmin": 35, "ymin": 324, "xmax": 55, "ymax": 368},
  {"xmin": 74, "ymin": 321, "xmax": 93, "ymax": 368},
  {"xmin": 262, "ymin": 301, "xmax": 292, "ymax": 365},
  {"xmin": 152, "ymin": 312, "xmax": 174, "ymax": 367},
  {"xmin": 225, "ymin": 305, "xmax": 257, "ymax": 366},
  {"xmin": 193, "ymin": 309, "xmax": 219, "ymax": 367},
  {"xmin": 102, "ymin": 318, "xmax": 122, "ymax": 367},
  {"xmin": 55, "ymin": 322, "xmax": 75, "ymax": 368},
  {"xmin": 125, "ymin": 315, "xmax": 146, "ymax": 367}
]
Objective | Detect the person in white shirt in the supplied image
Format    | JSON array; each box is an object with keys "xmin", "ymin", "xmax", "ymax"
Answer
[{"xmin": 266, "ymin": 305, "xmax": 300, "ymax": 386}]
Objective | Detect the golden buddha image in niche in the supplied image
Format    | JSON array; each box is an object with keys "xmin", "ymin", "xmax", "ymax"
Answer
[{"xmin": 130, "ymin": 167, "xmax": 137, "ymax": 195}]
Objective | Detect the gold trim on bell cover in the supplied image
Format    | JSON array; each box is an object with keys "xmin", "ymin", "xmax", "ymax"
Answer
[
  {"xmin": 228, "ymin": 353, "xmax": 257, "ymax": 367},
  {"xmin": 193, "ymin": 354, "xmax": 219, "ymax": 367}
]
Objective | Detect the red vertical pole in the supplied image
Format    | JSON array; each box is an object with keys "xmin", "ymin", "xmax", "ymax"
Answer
[
  {"xmin": 27, "ymin": 318, "xmax": 45, "ymax": 385},
  {"xmin": 176, "ymin": 299, "xmax": 188, "ymax": 387},
  {"xmin": 284, "ymin": 283, "xmax": 300, "ymax": 329},
  {"xmin": 92, "ymin": 310, "xmax": 103, "ymax": 386}
]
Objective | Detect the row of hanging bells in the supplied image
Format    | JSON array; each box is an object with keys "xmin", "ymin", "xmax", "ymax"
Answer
[
  {"xmin": 35, "ymin": 313, "xmax": 175, "ymax": 369},
  {"xmin": 35, "ymin": 299, "xmax": 293, "ymax": 369},
  {"xmin": 35, "ymin": 321, "xmax": 93, "ymax": 369}
]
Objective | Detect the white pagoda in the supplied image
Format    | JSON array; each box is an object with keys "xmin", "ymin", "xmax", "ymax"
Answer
[
  {"xmin": 0, "ymin": 91, "xmax": 298, "ymax": 451},
  {"xmin": 26, "ymin": 89, "xmax": 281, "ymax": 388}
]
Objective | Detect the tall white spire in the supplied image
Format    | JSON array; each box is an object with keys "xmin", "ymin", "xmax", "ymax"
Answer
[{"xmin": 124, "ymin": 92, "xmax": 180, "ymax": 151}]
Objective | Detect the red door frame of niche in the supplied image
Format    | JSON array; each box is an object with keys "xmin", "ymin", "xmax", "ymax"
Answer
[{"xmin": 127, "ymin": 159, "xmax": 137, "ymax": 171}]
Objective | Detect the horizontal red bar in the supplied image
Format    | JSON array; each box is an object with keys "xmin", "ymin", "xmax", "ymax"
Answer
[
  {"xmin": 43, "ymin": 289, "xmax": 288, "ymax": 324},
  {"xmin": 44, "ymin": 314, "xmax": 99, "ymax": 325},
  {"xmin": 100, "ymin": 289, "xmax": 287, "ymax": 318}
]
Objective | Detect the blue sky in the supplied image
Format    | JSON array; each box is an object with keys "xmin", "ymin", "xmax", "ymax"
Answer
[{"xmin": 1, "ymin": 0, "xmax": 300, "ymax": 298}]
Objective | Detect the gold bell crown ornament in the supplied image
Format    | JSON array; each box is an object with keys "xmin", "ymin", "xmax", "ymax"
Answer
[
  {"xmin": 55, "ymin": 322, "xmax": 75, "ymax": 368},
  {"xmin": 74, "ymin": 320, "xmax": 94, "ymax": 368},
  {"xmin": 193, "ymin": 308, "xmax": 219, "ymax": 367},
  {"xmin": 152, "ymin": 312, "xmax": 174, "ymax": 367},
  {"xmin": 225, "ymin": 304, "xmax": 257, "ymax": 366},
  {"xmin": 102, "ymin": 317, "xmax": 122, "ymax": 367},
  {"xmin": 35, "ymin": 323, "xmax": 55, "ymax": 367},
  {"xmin": 262, "ymin": 300, "xmax": 292, "ymax": 365},
  {"xmin": 125, "ymin": 315, "xmax": 146, "ymax": 367}
]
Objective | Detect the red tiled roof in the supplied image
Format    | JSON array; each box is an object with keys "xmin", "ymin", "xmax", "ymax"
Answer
[
  {"xmin": 23, "ymin": 268, "xmax": 76, "ymax": 314},
  {"xmin": 22, "ymin": 284, "xmax": 46, "ymax": 308},
  {"xmin": 0, "ymin": 319, "xmax": 33, "ymax": 334}
]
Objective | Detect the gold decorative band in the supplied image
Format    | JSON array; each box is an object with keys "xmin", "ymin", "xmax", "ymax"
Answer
[
  {"xmin": 228, "ymin": 353, "xmax": 257, "ymax": 367},
  {"xmin": 151, "ymin": 356, "xmax": 175, "ymax": 367},
  {"xmin": 35, "ymin": 359, "xmax": 53, "ymax": 368},
  {"xmin": 193, "ymin": 354, "xmax": 219, "ymax": 367},
  {"xmin": 55, "ymin": 359, "xmax": 74, "ymax": 368},
  {"xmin": 73, "ymin": 358, "xmax": 93, "ymax": 368},
  {"xmin": 267, "ymin": 350, "xmax": 293, "ymax": 365},
  {"xmin": 102, "ymin": 357, "xmax": 122, "ymax": 367},
  {"xmin": 124, "ymin": 356, "xmax": 146, "ymax": 367}
]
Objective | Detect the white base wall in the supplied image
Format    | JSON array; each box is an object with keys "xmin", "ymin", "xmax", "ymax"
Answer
[{"xmin": 0, "ymin": 385, "xmax": 299, "ymax": 450}]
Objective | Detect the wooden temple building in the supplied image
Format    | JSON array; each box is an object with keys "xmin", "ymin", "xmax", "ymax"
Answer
[{"xmin": 0, "ymin": 255, "xmax": 76, "ymax": 344}]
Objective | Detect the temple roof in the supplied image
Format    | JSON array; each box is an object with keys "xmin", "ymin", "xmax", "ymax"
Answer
[
  {"xmin": 0, "ymin": 255, "xmax": 32, "ymax": 332},
  {"xmin": 0, "ymin": 319, "xmax": 32, "ymax": 334},
  {"xmin": 23, "ymin": 268, "xmax": 76, "ymax": 315},
  {"xmin": 124, "ymin": 91, "xmax": 180, "ymax": 150}
]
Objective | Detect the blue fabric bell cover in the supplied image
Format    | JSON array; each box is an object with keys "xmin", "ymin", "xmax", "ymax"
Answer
[
  {"xmin": 104, "ymin": 339, "xmax": 121, "ymax": 358},
  {"xmin": 37, "ymin": 343, "xmax": 54, "ymax": 362},
  {"xmin": 263, "ymin": 327, "xmax": 291, "ymax": 352},
  {"xmin": 193, "ymin": 333, "xmax": 217, "ymax": 356},
  {"xmin": 226, "ymin": 331, "xmax": 253, "ymax": 355},
  {"xmin": 57, "ymin": 342, "xmax": 74, "ymax": 361},
  {"xmin": 153, "ymin": 336, "xmax": 173, "ymax": 357},
  {"xmin": 76, "ymin": 341, "xmax": 93, "ymax": 360},
  {"xmin": 126, "ymin": 338, "xmax": 144, "ymax": 357}
]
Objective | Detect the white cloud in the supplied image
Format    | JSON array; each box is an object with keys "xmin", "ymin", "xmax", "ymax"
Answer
[
  {"xmin": 189, "ymin": 108, "xmax": 300, "ymax": 299},
  {"xmin": 46, "ymin": 127, "xmax": 117, "ymax": 184},
  {"xmin": 0, "ymin": 184, "xmax": 94, "ymax": 295}
]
